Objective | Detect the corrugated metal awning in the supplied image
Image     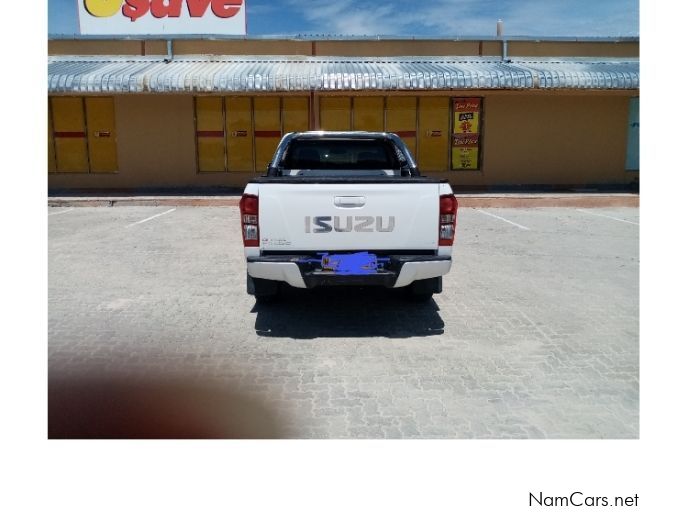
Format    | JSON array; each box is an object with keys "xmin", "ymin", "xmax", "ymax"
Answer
[{"xmin": 48, "ymin": 55, "xmax": 639, "ymax": 93}]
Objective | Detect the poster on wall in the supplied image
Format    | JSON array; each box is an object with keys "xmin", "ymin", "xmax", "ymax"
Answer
[
  {"xmin": 451, "ymin": 97, "xmax": 482, "ymax": 170},
  {"xmin": 77, "ymin": 0, "xmax": 247, "ymax": 36}
]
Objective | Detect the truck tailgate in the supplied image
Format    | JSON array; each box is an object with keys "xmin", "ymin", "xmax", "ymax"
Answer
[{"xmin": 258, "ymin": 183, "xmax": 440, "ymax": 251}]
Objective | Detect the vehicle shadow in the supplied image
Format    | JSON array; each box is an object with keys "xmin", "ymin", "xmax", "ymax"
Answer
[{"xmin": 252, "ymin": 286, "xmax": 445, "ymax": 339}]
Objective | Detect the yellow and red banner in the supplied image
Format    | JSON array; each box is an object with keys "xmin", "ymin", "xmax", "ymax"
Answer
[{"xmin": 452, "ymin": 97, "xmax": 481, "ymax": 170}]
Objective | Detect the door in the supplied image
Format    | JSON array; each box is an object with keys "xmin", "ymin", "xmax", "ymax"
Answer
[
  {"xmin": 282, "ymin": 97, "xmax": 309, "ymax": 133},
  {"xmin": 353, "ymin": 97, "xmax": 384, "ymax": 131},
  {"xmin": 86, "ymin": 97, "xmax": 118, "ymax": 173},
  {"xmin": 48, "ymin": 102, "xmax": 57, "ymax": 173},
  {"xmin": 385, "ymin": 97, "xmax": 417, "ymax": 158},
  {"xmin": 625, "ymin": 97, "xmax": 639, "ymax": 171},
  {"xmin": 417, "ymin": 97, "xmax": 449, "ymax": 171},
  {"xmin": 51, "ymin": 97, "xmax": 89, "ymax": 173},
  {"xmin": 195, "ymin": 97, "xmax": 226, "ymax": 172},
  {"xmin": 226, "ymin": 97, "xmax": 254, "ymax": 172},
  {"xmin": 320, "ymin": 97, "xmax": 351, "ymax": 131},
  {"xmin": 254, "ymin": 97, "xmax": 282, "ymax": 172}
]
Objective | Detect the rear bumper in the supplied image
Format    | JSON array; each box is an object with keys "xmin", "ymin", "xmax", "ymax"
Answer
[{"xmin": 246, "ymin": 254, "xmax": 451, "ymax": 289}]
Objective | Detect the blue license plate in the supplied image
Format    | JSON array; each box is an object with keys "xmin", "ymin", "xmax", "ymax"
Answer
[{"xmin": 322, "ymin": 252, "xmax": 379, "ymax": 275}]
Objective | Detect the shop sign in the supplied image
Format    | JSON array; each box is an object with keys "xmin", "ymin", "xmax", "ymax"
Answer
[
  {"xmin": 451, "ymin": 97, "xmax": 482, "ymax": 170},
  {"xmin": 78, "ymin": 0, "xmax": 246, "ymax": 35}
]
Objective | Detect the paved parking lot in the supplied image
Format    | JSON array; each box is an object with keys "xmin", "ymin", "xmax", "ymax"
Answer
[{"xmin": 48, "ymin": 204, "xmax": 638, "ymax": 438}]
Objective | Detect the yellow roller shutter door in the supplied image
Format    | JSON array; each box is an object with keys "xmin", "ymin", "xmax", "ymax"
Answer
[
  {"xmin": 51, "ymin": 97, "xmax": 89, "ymax": 173},
  {"xmin": 85, "ymin": 97, "xmax": 118, "ymax": 173},
  {"xmin": 254, "ymin": 97, "xmax": 282, "ymax": 171},
  {"xmin": 385, "ymin": 97, "xmax": 417, "ymax": 159},
  {"xmin": 195, "ymin": 97, "xmax": 226, "ymax": 172},
  {"xmin": 226, "ymin": 97, "xmax": 254, "ymax": 172},
  {"xmin": 320, "ymin": 97, "xmax": 351, "ymax": 131},
  {"xmin": 353, "ymin": 97, "xmax": 384, "ymax": 131},
  {"xmin": 417, "ymin": 97, "xmax": 449, "ymax": 171}
]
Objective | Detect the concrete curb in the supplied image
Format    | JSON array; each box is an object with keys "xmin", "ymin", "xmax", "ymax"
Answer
[
  {"xmin": 456, "ymin": 195, "xmax": 639, "ymax": 208},
  {"xmin": 48, "ymin": 194, "xmax": 639, "ymax": 209}
]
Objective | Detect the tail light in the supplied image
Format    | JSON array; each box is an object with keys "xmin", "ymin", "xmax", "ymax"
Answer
[
  {"xmin": 239, "ymin": 194, "xmax": 259, "ymax": 247},
  {"xmin": 439, "ymin": 194, "xmax": 459, "ymax": 246}
]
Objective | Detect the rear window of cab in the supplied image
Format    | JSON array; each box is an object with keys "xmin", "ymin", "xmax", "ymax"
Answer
[{"xmin": 281, "ymin": 139, "xmax": 402, "ymax": 173}]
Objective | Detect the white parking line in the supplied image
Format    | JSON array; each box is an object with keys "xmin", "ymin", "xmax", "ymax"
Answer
[
  {"xmin": 48, "ymin": 208, "xmax": 74, "ymax": 216},
  {"xmin": 475, "ymin": 209, "xmax": 530, "ymax": 230},
  {"xmin": 576, "ymin": 209, "xmax": 639, "ymax": 226},
  {"xmin": 126, "ymin": 208, "xmax": 176, "ymax": 228}
]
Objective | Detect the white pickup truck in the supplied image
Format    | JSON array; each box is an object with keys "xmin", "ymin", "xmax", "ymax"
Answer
[{"xmin": 240, "ymin": 131, "xmax": 458, "ymax": 301}]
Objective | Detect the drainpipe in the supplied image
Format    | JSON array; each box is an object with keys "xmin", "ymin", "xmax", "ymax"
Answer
[
  {"xmin": 164, "ymin": 39, "xmax": 174, "ymax": 63},
  {"xmin": 497, "ymin": 19, "xmax": 511, "ymax": 62},
  {"xmin": 502, "ymin": 39, "xmax": 510, "ymax": 62}
]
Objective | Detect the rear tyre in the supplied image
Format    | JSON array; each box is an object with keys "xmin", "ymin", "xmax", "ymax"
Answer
[
  {"xmin": 406, "ymin": 277, "xmax": 442, "ymax": 302},
  {"xmin": 247, "ymin": 274, "xmax": 280, "ymax": 302}
]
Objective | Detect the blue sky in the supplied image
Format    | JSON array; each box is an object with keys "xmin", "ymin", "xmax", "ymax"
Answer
[{"xmin": 49, "ymin": 0, "xmax": 639, "ymax": 37}]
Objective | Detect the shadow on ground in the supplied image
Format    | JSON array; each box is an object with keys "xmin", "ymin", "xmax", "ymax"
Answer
[
  {"xmin": 49, "ymin": 370, "xmax": 284, "ymax": 439},
  {"xmin": 252, "ymin": 286, "xmax": 445, "ymax": 339}
]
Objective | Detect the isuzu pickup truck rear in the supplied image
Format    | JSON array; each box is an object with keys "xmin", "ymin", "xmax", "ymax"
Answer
[{"xmin": 240, "ymin": 132, "xmax": 458, "ymax": 301}]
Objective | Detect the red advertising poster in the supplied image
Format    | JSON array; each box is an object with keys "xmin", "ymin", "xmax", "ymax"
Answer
[{"xmin": 452, "ymin": 97, "xmax": 482, "ymax": 170}]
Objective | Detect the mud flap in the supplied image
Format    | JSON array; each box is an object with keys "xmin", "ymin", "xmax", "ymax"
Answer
[
  {"xmin": 247, "ymin": 274, "xmax": 279, "ymax": 298},
  {"xmin": 409, "ymin": 276, "xmax": 442, "ymax": 296}
]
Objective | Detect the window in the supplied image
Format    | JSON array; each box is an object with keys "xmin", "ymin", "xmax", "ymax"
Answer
[{"xmin": 281, "ymin": 138, "xmax": 402, "ymax": 176}]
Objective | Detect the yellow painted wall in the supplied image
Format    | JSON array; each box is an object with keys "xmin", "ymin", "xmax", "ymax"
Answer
[
  {"xmin": 49, "ymin": 95, "xmax": 203, "ymax": 189},
  {"xmin": 475, "ymin": 93, "xmax": 637, "ymax": 186},
  {"xmin": 48, "ymin": 91, "xmax": 639, "ymax": 190}
]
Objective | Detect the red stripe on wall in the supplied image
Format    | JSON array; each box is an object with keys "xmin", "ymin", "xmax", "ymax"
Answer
[
  {"xmin": 54, "ymin": 131, "xmax": 86, "ymax": 138},
  {"xmin": 255, "ymin": 131, "xmax": 282, "ymax": 138},
  {"xmin": 196, "ymin": 130, "xmax": 225, "ymax": 137},
  {"xmin": 395, "ymin": 131, "xmax": 417, "ymax": 138}
]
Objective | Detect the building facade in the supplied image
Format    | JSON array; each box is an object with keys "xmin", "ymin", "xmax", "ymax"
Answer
[{"xmin": 48, "ymin": 37, "xmax": 639, "ymax": 191}]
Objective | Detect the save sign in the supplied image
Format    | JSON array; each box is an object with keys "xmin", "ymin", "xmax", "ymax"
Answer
[{"xmin": 77, "ymin": 0, "xmax": 246, "ymax": 35}]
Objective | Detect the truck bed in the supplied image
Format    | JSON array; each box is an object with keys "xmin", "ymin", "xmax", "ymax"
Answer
[{"xmin": 248, "ymin": 176, "xmax": 449, "ymax": 184}]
